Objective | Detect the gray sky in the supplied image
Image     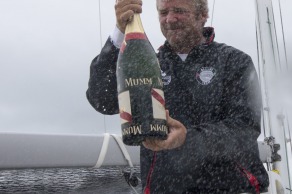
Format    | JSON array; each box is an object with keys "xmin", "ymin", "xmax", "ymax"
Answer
[{"xmin": 0, "ymin": 0, "xmax": 291, "ymax": 135}]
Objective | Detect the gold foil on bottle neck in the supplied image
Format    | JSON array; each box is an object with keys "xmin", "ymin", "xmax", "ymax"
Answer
[{"xmin": 125, "ymin": 14, "xmax": 145, "ymax": 34}]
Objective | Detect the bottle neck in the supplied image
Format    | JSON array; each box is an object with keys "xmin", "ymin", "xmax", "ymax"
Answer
[{"xmin": 125, "ymin": 14, "xmax": 145, "ymax": 34}]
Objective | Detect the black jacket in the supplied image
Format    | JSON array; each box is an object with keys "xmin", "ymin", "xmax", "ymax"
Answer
[{"xmin": 87, "ymin": 28, "xmax": 269, "ymax": 193}]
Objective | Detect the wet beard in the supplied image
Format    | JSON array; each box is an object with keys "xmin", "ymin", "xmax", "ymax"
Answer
[{"xmin": 169, "ymin": 35, "xmax": 204, "ymax": 53}]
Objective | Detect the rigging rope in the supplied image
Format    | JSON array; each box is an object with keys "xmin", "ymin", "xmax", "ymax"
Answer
[
  {"xmin": 210, "ymin": 0, "xmax": 216, "ymax": 26},
  {"xmin": 98, "ymin": 0, "xmax": 108, "ymax": 133},
  {"xmin": 286, "ymin": 111, "xmax": 292, "ymax": 155},
  {"xmin": 274, "ymin": 0, "xmax": 292, "ymax": 187},
  {"xmin": 285, "ymin": 112, "xmax": 292, "ymax": 194},
  {"xmin": 98, "ymin": 0, "xmax": 103, "ymax": 47},
  {"xmin": 255, "ymin": 24, "xmax": 268, "ymax": 139},
  {"xmin": 266, "ymin": 8, "xmax": 279, "ymax": 71},
  {"xmin": 277, "ymin": 0, "xmax": 289, "ymax": 69},
  {"xmin": 279, "ymin": 113, "xmax": 292, "ymax": 189},
  {"xmin": 94, "ymin": 134, "xmax": 140, "ymax": 193},
  {"xmin": 255, "ymin": 20, "xmax": 272, "ymax": 137},
  {"xmin": 268, "ymin": 7, "xmax": 282, "ymax": 71}
]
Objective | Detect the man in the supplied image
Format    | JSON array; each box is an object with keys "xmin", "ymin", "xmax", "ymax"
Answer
[{"xmin": 87, "ymin": 0, "xmax": 269, "ymax": 193}]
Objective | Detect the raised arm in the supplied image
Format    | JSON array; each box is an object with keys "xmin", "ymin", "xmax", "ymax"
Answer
[{"xmin": 86, "ymin": 0, "xmax": 143, "ymax": 115}]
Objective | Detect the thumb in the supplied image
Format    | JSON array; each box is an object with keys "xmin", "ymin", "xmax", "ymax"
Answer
[{"xmin": 166, "ymin": 110, "xmax": 177, "ymax": 128}]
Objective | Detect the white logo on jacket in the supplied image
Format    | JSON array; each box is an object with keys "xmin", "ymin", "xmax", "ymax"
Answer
[
  {"xmin": 196, "ymin": 67, "xmax": 216, "ymax": 85},
  {"xmin": 161, "ymin": 70, "xmax": 171, "ymax": 85}
]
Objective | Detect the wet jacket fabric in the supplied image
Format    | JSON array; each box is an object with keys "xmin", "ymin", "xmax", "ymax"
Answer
[{"xmin": 86, "ymin": 27, "xmax": 269, "ymax": 193}]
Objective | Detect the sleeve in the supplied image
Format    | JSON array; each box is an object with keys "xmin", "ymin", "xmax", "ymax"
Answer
[
  {"xmin": 86, "ymin": 37, "xmax": 120, "ymax": 115},
  {"xmin": 186, "ymin": 51, "xmax": 262, "ymax": 162}
]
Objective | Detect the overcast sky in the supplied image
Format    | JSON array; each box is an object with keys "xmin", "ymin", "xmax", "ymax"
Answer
[{"xmin": 0, "ymin": 0, "xmax": 291, "ymax": 136}]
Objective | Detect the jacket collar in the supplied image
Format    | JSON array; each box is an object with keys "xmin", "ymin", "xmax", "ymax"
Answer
[{"xmin": 202, "ymin": 27, "xmax": 215, "ymax": 45}]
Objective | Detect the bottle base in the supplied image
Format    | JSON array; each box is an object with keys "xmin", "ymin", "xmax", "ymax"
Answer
[{"xmin": 123, "ymin": 132, "xmax": 168, "ymax": 146}]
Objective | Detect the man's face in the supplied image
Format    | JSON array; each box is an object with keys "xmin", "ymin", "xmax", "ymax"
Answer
[{"xmin": 157, "ymin": 0, "xmax": 207, "ymax": 51}]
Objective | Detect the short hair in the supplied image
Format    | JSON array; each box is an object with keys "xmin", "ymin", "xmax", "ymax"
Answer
[
  {"xmin": 156, "ymin": 0, "xmax": 209, "ymax": 17},
  {"xmin": 192, "ymin": 0, "xmax": 209, "ymax": 17}
]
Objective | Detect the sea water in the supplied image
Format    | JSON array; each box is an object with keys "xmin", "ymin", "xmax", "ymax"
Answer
[{"xmin": 0, "ymin": 166, "xmax": 142, "ymax": 194}]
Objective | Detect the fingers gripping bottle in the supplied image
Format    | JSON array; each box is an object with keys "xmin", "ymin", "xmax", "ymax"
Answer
[{"xmin": 117, "ymin": 13, "xmax": 168, "ymax": 146}]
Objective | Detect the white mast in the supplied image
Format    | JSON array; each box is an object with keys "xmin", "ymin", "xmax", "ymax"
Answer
[{"xmin": 255, "ymin": 0, "xmax": 292, "ymax": 192}]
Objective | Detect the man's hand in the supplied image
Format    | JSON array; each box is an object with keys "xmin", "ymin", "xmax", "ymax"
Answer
[
  {"xmin": 115, "ymin": 0, "xmax": 143, "ymax": 33},
  {"xmin": 142, "ymin": 110, "xmax": 187, "ymax": 151}
]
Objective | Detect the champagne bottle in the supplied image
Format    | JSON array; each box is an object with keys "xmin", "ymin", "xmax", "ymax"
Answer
[{"xmin": 117, "ymin": 13, "xmax": 168, "ymax": 146}]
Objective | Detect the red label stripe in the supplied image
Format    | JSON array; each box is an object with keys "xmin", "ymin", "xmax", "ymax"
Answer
[
  {"xmin": 120, "ymin": 41, "xmax": 126, "ymax": 53},
  {"xmin": 151, "ymin": 89, "xmax": 165, "ymax": 107},
  {"xmin": 120, "ymin": 111, "xmax": 132, "ymax": 123},
  {"xmin": 120, "ymin": 33, "xmax": 146, "ymax": 54},
  {"xmin": 125, "ymin": 32, "xmax": 147, "ymax": 41}
]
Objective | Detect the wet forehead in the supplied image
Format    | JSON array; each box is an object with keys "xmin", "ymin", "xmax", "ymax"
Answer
[{"xmin": 157, "ymin": 0, "xmax": 195, "ymax": 10}]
